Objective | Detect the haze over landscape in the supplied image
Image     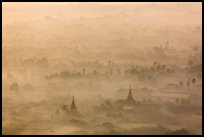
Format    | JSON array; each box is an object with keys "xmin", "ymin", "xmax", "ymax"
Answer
[{"xmin": 2, "ymin": 2, "xmax": 202, "ymax": 135}]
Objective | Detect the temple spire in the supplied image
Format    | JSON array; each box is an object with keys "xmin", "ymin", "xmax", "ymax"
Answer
[
  {"xmin": 70, "ymin": 96, "xmax": 77, "ymax": 112},
  {"xmin": 127, "ymin": 85, "xmax": 134, "ymax": 102}
]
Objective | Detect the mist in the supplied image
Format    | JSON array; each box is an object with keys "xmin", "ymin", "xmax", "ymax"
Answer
[{"xmin": 2, "ymin": 2, "xmax": 202, "ymax": 135}]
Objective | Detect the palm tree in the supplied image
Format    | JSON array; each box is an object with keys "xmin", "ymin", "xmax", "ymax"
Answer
[
  {"xmin": 191, "ymin": 78, "xmax": 197, "ymax": 104},
  {"xmin": 186, "ymin": 81, "xmax": 190, "ymax": 89},
  {"xmin": 192, "ymin": 78, "xmax": 196, "ymax": 86}
]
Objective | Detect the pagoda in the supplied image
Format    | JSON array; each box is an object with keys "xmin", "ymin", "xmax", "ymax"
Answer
[
  {"xmin": 126, "ymin": 85, "xmax": 135, "ymax": 103},
  {"xmin": 70, "ymin": 96, "xmax": 77, "ymax": 113}
]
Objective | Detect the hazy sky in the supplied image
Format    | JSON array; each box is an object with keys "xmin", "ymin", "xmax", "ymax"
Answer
[
  {"xmin": 2, "ymin": 2, "xmax": 202, "ymax": 7},
  {"xmin": 2, "ymin": 2, "xmax": 202, "ymax": 49},
  {"xmin": 3, "ymin": 2, "xmax": 201, "ymax": 22}
]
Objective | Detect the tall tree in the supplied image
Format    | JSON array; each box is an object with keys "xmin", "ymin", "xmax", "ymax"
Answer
[
  {"xmin": 179, "ymin": 81, "xmax": 184, "ymax": 87},
  {"xmin": 186, "ymin": 81, "xmax": 190, "ymax": 89},
  {"xmin": 192, "ymin": 78, "xmax": 196, "ymax": 86}
]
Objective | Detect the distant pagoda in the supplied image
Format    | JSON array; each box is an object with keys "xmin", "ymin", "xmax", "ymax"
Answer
[
  {"xmin": 126, "ymin": 85, "xmax": 134, "ymax": 103},
  {"xmin": 70, "ymin": 96, "xmax": 77, "ymax": 113}
]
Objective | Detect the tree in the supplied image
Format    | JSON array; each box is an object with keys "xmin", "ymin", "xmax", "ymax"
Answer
[
  {"xmin": 93, "ymin": 70, "xmax": 98, "ymax": 76},
  {"xmin": 187, "ymin": 59, "xmax": 193, "ymax": 68},
  {"xmin": 192, "ymin": 78, "xmax": 196, "ymax": 86},
  {"xmin": 161, "ymin": 64, "xmax": 166, "ymax": 72},
  {"xmin": 179, "ymin": 81, "xmax": 184, "ymax": 87},
  {"xmin": 41, "ymin": 57, "xmax": 48, "ymax": 63},
  {"xmin": 157, "ymin": 64, "xmax": 161, "ymax": 72},
  {"xmin": 9, "ymin": 82, "xmax": 19, "ymax": 91},
  {"xmin": 191, "ymin": 78, "xmax": 197, "ymax": 104},
  {"xmin": 55, "ymin": 109, "xmax": 60, "ymax": 116},
  {"xmin": 61, "ymin": 104, "xmax": 69, "ymax": 113},
  {"xmin": 82, "ymin": 68, "xmax": 86, "ymax": 75},
  {"xmin": 60, "ymin": 71, "xmax": 70, "ymax": 79},
  {"xmin": 108, "ymin": 60, "xmax": 112, "ymax": 66},
  {"xmin": 181, "ymin": 99, "xmax": 186, "ymax": 104},
  {"xmin": 105, "ymin": 100, "xmax": 112, "ymax": 108},
  {"xmin": 153, "ymin": 61, "xmax": 158, "ymax": 66},
  {"xmin": 186, "ymin": 81, "xmax": 190, "ymax": 89}
]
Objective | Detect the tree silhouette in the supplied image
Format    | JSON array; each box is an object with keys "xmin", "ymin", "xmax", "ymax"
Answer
[
  {"xmin": 191, "ymin": 78, "xmax": 197, "ymax": 104},
  {"xmin": 82, "ymin": 68, "xmax": 86, "ymax": 76},
  {"xmin": 175, "ymin": 98, "xmax": 180, "ymax": 104},
  {"xmin": 186, "ymin": 81, "xmax": 190, "ymax": 89},
  {"xmin": 161, "ymin": 64, "xmax": 166, "ymax": 72},
  {"xmin": 9, "ymin": 82, "xmax": 19, "ymax": 91},
  {"xmin": 179, "ymin": 81, "xmax": 184, "ymax": 87},
  {"xmin": 192, "ymin": 78, "xmax": 196, "ymax": 86}
]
